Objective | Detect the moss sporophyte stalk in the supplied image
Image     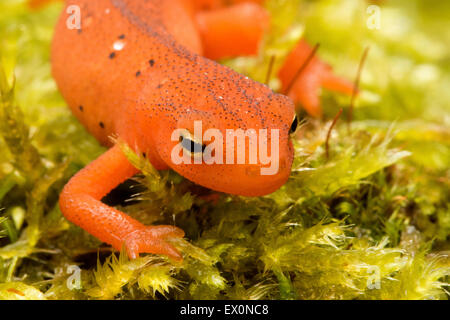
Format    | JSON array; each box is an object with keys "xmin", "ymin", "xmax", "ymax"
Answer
[{"xmin": 0, "ymin": 0, "xmax": 449, "ymax": 300}]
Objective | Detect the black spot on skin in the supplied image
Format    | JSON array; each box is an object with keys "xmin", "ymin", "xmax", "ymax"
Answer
[
  {"xmin": 109, "ymin": 52, "xmax": 116, "ymax": 59},
  {"xmin": 77, "ymin": 29, "xmax": 82, "ymax": 34},
  {"xmin": 118, "ymin": 34, "xmax": 125, "ymax": 39},
  {"xmin": 135, "ymin": 71, "xmax": 141, "ymax": 77},
  {"xmin": 79, "ymin": 105, "xmax": 84, "ymax": 112},
  {"xmin": 142, "ymin": 152, "xmax": 146, "ymax": 158},
  {"xmin": 99, "ymin": 122, "xmax": 105, "ymax": 129},
  {"xmin": 149, "ymin": 59, "xmax": 155, "ymax": 67}
]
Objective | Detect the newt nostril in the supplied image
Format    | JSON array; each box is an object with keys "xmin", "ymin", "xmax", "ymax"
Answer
[{"xmin": 245, "ymin": 166, "xmax": 260, "ymax": 177}]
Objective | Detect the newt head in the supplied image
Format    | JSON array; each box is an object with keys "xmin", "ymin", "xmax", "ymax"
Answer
[{"xmin": 151, "ymin": 73, "xmax": 296, "ymax": 197}]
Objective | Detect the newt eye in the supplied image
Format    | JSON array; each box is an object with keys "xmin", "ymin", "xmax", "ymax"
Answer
[
  {"xmin": 180, "ymin": 131, "xmax": 207, "ymax": 156},
  {"xmin": 289, "ymin": 114, "xmax": 299, "ymax": 135}
]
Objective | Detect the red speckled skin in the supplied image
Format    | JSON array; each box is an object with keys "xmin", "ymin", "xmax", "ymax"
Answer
[{"xmin": 53, "ymin": 0, "xmax": 295, "ymax": 259}]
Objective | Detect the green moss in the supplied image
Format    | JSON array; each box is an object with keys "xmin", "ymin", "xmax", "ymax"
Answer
[{"xmin": 0, "ymin": 0, "xmax": 448, "ymax": 300}]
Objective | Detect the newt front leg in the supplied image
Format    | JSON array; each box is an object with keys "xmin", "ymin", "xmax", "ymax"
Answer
[{"xmin": 59, "ymin": 144, "xmax": 184, "ymax": 260}]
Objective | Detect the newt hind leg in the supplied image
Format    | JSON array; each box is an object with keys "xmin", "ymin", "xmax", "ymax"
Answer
[
  {"xmin": 59, "ymin": 144, "xmax": 184, "ymax": 260},
  {"xmin": 195, "ymin": 2, "xmax": 270, "ymax": 60}
]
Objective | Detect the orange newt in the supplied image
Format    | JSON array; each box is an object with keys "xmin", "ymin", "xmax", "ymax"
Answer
[{"xmin": 50, "ymin": 0, "xmax": 354, "ymax": 260}]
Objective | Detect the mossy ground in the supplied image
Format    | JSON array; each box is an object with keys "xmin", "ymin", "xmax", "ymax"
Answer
[{"xmin": 0, "ymin": 0, "xmax": 448, "ymax": 300}]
